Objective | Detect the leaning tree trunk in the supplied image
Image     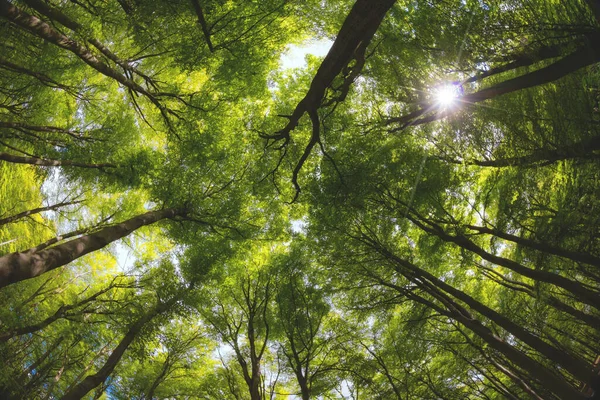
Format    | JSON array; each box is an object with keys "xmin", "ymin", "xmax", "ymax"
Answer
[
  {"xmin": 0, "ymin": 153, "xmax": 116, "ymax": 169},
  {"xmin": 405, "ymin": 212, "xmax": 600, "ymax": 309},
  {"xmin": 0, "ymin": 0, "xmax": 159, "ymax": 105},
  {"xmin": 376, "ymin": 243, "xmax": 594, "ymax": 387},
  {"xmin": 0, "ymin": 200, "xmax": 82, "ymax": 227},
  {"xmin": 387, "ymin": 38, "xmax": 600, "ymax": 128},
  {"xmin": 60, "ymin": 301, "xmax": 169, "ymax": 400},
  {"xmin": 0, "ymin": 208, "xmax": 181, "ymax": 288}
]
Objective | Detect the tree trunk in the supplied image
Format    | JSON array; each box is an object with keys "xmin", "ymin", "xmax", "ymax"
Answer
[
  {"xmin": 465, "ymin": 223, "xmax": 600, "ymax": 267},
  {"xmin": 403, "ymin": 286, "xmax": 585, "ymax": 399},
  {"xmin": 379, "ymin": 245, "xmax": 594, "ymax": 386},
  {"xmin": 0, "ymin": 208, "xmax": 180, "ymax": 288},
  {"xmin": 60, "ymin": 303, "xmax": 167, "ymax": 400},
  {"xmin": 464, "ymin": 42, "xmax": 565, "ymax": 84},
  {"xmin": 0, "ymin": 0, "xmax": 159, "ymax": 106},
  {"xmin": 190, "ymin": 0, "xmax": 215, "ymax": 52},
  {"xmin": 387, "ymin": 39, "xmax": 600, "ymax": 128},
  {"xmin": 405, "ymin": 212, "xmax": 600, "ymax": 309},
  {"xmin": 0, "ymin": 57, "xmax": 79, "ymax": 95},
  {"xmin": 0, "ymin": 152, "xmax": 116, "ymax": 169},
  {"xmin": 458, "ymin": 134, "xmax": 600, "ymax": 169},
  {"xmin": 0, "ymin": 200, "xmax": 82, "ymax": 227}
]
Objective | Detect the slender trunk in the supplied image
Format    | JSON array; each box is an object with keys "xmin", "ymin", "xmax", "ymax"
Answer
[
  {"xmin": 0, "ymin": 283, "xmax": 119, "ymax": 341},
  {"xmin": 404, "ymin": 286, "xmax": 584, "ymax": 399},
  {"xmin": 0, "ymin": 208, "xmax": 180, "ymax": 288},
  {"xmin": 466, "ymin": 223, "xmax": 600, "ymax": 267},
  {"xmin": 0, "ymin": 57, "xmax": 79, "ymax": 96},
  {"xmin": 0, "ymin": 200, "xmax": 82, "ymax": 227},
  {"xmin": 464, "ymin": 43, "xmax": 565, "ymax": 84},
  {"xmin": 406, "ymin": 212, "xmax": 600, "ymax": 309},
  {"xmin": 145, "ymin": 354, "xmax": 171, "ymax": 399},
  {"xmin": 18, "ymin": 336, "xmax": 65, "ymax": 383},
  {"xmin": 0, "ymin": 121, "xmax": 94, "ymax": 141},
  {"xmin": 0, "ymin": 1, "xmax": 159, "ymax": 107},
  {"xmin": 190, "ymin": 0, "xmax": 215, "ymax": 52},
  {"xmin": 21, "ymin": 0, "xmax": 157, "ymax": 89},
  {"xmin": 387, "ymin": 40, "xmax": 600, "ymax": 128},
  {"xmin": 0, "ymin": 152, "xmax": 116, "ymax": 169},
  {"xmin": 382, "ymin": 247, "xmax": 593, "ymax": 385},
  {"xmin": 60, "ymin": 304, "xmax": 165, "ymax": 400}
]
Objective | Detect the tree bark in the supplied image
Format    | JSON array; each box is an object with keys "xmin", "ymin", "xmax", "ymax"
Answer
[
  {"xmin": 0, "ymin": 152, "xmax": 116, "ymax": 169},
  {"xmin": 375, "ymin": 243, "xmax": 594, "ymax": 387},
  {"xmin": 0, "ymin": 208, "xmax": 181, "ymax": 288},
  {"xmin": 0, "ymin": 0, "xmax": 160, "ymax": 107},
  {"xmin": 465, "ymin": 223, "xmax": 600, "ymax": 268},
  {"xmin": 387, "ymin": 39, "xmax": 600, "ymax": 128},
  {"xmin": 262, "ymin": 0, "xmax": 396, "ymax": 198},
  {"xmin": 464, "ymin": 42, "xmax": 565, "ymax": 84},
  {"xmin": 404, "ymin": 211, "xmax": 600, "ymax": 310},
  {"xmin": 399, "ymin": 284, "xmax": 585, "ymax": 399},
  {"xmin": 190, "ymin": 0, "xmax": 215, "ymax": 52},
  {"xmin": 60, "ymin": 302, "xmax": 168, "ymax": 400},
  {"xmin": 0, "ymin": 200, "xmax": 82, "ymax": 227}
]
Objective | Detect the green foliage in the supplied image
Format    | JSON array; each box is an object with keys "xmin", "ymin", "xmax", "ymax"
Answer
[{"xmin": 0, "ymin": 0, "xmax": 599, "ymax": 399}]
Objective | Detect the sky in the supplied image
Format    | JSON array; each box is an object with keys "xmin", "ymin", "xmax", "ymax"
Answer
[{"xmin": 279, "ymin": 38, "xmax": 333, "ymax": 70}]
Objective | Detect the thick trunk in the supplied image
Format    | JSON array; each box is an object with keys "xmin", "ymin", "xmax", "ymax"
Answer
[
  {"xmin": 60, "ymin": 304, "xmax": 165, "ymax": 400},
  {"xmin": 0, "ymin": 152, "xmax": 116, "ymax": 169},
  {"xmin": 0, "ymin": 200, "xmax": 82, "ymax": 227},
  {"xmin": 466, "ymin": 223, "xmax": 600, "ymax": 267},
  {"xmin": 0, "ymin": 208, "xmax": 180, "ymax": 288},
  {"xmin": 21, "ymin": 0, "xmax": 81, "ymax": 30},
  {"xmin": 262, "ymin": 0, "xmax": 395, "ymax": 198},
  {"xmin": 269, "ymin": 0, "xmax": 395, "ymax": 140}
]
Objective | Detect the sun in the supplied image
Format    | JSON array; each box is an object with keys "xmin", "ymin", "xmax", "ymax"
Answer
[{"xmin": 434, "ymin": 84, "xmax": 458, "ymax": 107}]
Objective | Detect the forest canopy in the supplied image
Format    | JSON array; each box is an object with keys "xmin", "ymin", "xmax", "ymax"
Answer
[{"xmin": 1, "ymin": 0, "xmax": 599, "ymax": 399}]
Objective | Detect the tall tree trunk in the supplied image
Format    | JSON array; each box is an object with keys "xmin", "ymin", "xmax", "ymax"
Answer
[
  {"xmin": 401, "ymin": 285, "xmax": 585, "ymax": 399},
  {"xmin": 0, "ymin": 283, "xmax": 121, "ymax": 341},
  {"xmin": 387, "ymin": 39, "xmax": 600, "ymax": 128},
  {"xmin": 20, "ymin": 0, "xmax": 157, "ymax": 89},
  {"xmin": 60, "ymin": 302, "xmax": 169, "ymax": 400},
  {"xmin": 404, "ymin": 211, "xmax": 600, "ymax": 309},
  {"xmin": 261, "ymin": 0, "xmax": 396, "ymax": 198},
  {"xmin": 465, "ymin": 223, "xmax": 600, "ymax": 267},
  {"xmin": 376, "ymin": 243, "xmax": 594, "ymax": 386},
  {"xmin": 0, "ymin": 200, "xmax": 82, "ymax": 227},
  {"xmin": 190, "ymin": 0, "xmax": 215, "ymax": 52},
  {"xmin": 0, "ymin": 0, "xmax": 159, "ymax": 107},
  {"xmin": 0, "ymin": 208, "xmax": 181, "ymax": 288},
  {"xmin": 0, "ymin": 152, "xmax": 116, "ymax": 169},
  {"xmin": 0, "ymin": 57, "xmax": 80, "ymax": 96},
  {"xmin": 450, "ymin": 134, "xmax": 600, "ymax": 168},
  {"xmin": 464, "ymin": 42, "xmax": 566, "ymax": 84}
]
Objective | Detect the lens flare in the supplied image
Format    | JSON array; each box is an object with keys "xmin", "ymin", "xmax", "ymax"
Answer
[{"xmin": 435, "ymin": 84, "xmax": 458, "ymax": 106}]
